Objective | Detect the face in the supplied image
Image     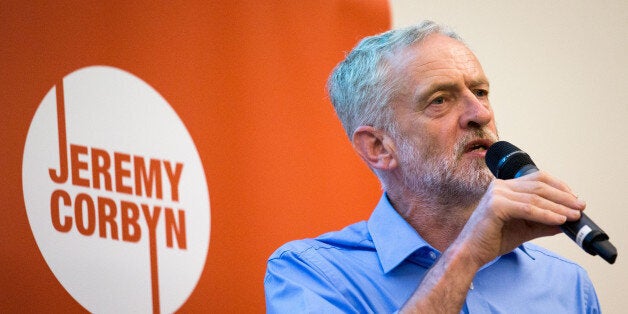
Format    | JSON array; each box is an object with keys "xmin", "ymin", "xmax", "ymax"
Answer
[{"xmin": 388, "ymin": 34, "xmax": 498, "ymax": 204}]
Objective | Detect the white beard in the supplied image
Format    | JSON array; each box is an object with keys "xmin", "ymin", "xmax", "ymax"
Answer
[{"xmin": 394, "ymin": 129, "xmax": 498, "ymax": 207}]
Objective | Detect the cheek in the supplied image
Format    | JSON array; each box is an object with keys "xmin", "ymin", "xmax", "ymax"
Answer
[
  {"xmin": 486, "ymin": 120, "xmax": 499, "ymax": 137},
  {"xmin": 400, "ymin": 118, "xmax": 460, "ymax": 157},
  {"xmin": 434, "ymin": 125, "xmax": 459, "ymax": 150},
  {"xmin": 414, "ymin": 130, "xmax": 453, "ymax": 159}
]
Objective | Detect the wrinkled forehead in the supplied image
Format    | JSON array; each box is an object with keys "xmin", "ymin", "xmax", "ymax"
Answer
[{"xmin": 386, "ymin": 34, "xmax": 485, "ymax": 79}]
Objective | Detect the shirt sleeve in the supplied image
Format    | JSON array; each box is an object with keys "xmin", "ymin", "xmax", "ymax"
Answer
[
  {"xmin": 581, "ymin": 267, "xmax": 601, "ymax": 314},
  {"xmin": 264, "ymin": 247, "xmax": 359, "ymax": 314}
]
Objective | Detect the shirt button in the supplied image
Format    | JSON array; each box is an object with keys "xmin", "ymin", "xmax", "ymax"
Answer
[{"xmin": 429, "ymin": 251, "xmax": 437, "ymax": 259}]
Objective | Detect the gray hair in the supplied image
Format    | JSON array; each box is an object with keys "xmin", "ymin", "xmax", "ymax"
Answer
[{"xmin": 327, "ymin": 20, "xmax": 463, "ymax": 138}]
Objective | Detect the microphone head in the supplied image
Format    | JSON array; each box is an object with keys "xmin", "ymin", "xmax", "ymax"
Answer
[{"xmin": 485, "ymin": 141, "xmax": 536, "ymax": 179}]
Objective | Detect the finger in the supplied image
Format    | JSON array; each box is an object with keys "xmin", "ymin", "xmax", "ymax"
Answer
[
  {"xmin": 517, "ymin": 170, "xmax": 577, "ymax": 197},
  {"xmin": 504, "ymin": 199, "xmax": 569, "ymax": 226},
  {"xmin": 506, "ymin": 223, "xmax": 563, "ymax": 244},
  {"xmin": 507, "ymin": 189, "xmax": 582, "ymax": 221},
  {"xmin": 479, "ymin": 187, "xmax": 570, "ymax": 226},
  {"xmin": 503, "ymin": 178, "xmax": 586, "ymax": 213}
]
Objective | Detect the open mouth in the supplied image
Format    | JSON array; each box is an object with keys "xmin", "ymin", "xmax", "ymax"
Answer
[{"xmin": 464, "ymin": 139, "xmax": 493, "ymax": 153}]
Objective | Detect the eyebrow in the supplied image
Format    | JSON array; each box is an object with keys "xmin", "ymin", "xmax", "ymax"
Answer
[
  {"xmin": 413, "ymin": 79, "xmax": 490, "ymax": 104},
  {"xmin": 468, "ymin": 79, "xmax": 490, "ymax": 89},
  {"xmin": 413, "ymin": 82, "xmax": 457, "ymax": 104}
]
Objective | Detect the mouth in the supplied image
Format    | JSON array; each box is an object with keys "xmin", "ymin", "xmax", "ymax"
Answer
[{"xmin": 463, "ymin": 139, "xmax": 494, "ymax": 154}]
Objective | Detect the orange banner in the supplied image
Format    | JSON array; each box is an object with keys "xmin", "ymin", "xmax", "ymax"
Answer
[{"xmin": 1, "ymin": 1, "xmax": 389, "ymax": 312}]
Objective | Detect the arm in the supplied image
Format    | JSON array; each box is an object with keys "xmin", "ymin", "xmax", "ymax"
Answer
[{"xmin": 400, "ymin": 171, "xmax": 585, "ymax": 313}]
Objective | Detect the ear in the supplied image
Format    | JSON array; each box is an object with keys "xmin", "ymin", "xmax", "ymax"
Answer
[{"xmin": 352, "ymin": 126, "xmax": 398, "ymax": 171}]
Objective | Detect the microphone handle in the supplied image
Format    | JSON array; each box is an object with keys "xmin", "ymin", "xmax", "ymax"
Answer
[
  {"xmin": 516, "ymin": 167, "xmax": 617, "ymax": 264},
  {"xmin": 561, "ymin": 213, "xmax": 617, "ymax": 264}
]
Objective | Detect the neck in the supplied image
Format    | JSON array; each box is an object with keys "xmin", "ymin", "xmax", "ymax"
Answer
[{"xmin": 387, "ymin": 188, "xmax": 479, "ymax": 252}]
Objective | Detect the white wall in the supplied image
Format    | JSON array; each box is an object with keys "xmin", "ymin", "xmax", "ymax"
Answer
[{"xmin": 390, "ymin": 1, "xmax": 628, "ymax": 312}]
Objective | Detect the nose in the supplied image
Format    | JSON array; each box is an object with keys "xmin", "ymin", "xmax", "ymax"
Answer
[{"xmin": 459, "ymin": 91, "xmax": 493, "ymax": 129}]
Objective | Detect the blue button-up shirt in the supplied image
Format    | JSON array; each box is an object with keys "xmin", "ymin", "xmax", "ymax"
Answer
[{"xmin": 265, "ymin": 194, "xmax": 600, "ymax": 313}]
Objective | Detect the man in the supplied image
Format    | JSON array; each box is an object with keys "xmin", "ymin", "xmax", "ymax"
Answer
[{"xmin": 264, "ymin": 20, "xmax": 600, "ymax": 313}]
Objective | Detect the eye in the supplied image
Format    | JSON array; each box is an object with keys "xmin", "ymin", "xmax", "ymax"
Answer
[
  {"xmin": 474, "ymin": 89, "xmax": 489, "ymax": 98},
  {"xmin": 430, "ymin": 96, "xmax": 445, "ymax": 105}
]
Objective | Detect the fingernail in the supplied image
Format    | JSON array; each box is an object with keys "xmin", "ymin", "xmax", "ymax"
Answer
[{"xmin": 577, "ymin": 198, "xmax": 586, "ymax": 208}]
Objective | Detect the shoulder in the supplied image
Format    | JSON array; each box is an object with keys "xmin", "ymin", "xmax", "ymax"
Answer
[
  {"xmin": 265, "ymin": 220, "xmax": 378, "ymax": 290},
  {"xmin": 264, "ymin": 221, "xmax": 378, "ymax": 309},
  {"xmin": 521, "ymin": 242, "xmax": 583, "ymax": 268},
  {"xmin": 268, "ymin": 221, "xmax": 373, "ymax": 262},
  {"xmin": 520, "ymin": 242, "xmax": 600, "ymax": 311},
  {"xmin": 520, "ymin": 242, "xmax": 597, "ymax": 290}
]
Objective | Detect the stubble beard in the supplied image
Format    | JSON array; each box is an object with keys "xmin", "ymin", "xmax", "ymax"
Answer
[{"xmin": 395, "ymin": 129, "xmax": 498, "ymax": 208}]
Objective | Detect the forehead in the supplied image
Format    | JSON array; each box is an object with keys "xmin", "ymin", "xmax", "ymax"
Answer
[{"xmin": 388, "ymin": 34, "xmax": 486, "ymax": 83}]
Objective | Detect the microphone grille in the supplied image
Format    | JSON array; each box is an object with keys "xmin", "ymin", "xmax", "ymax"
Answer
[{"xmin": 485, "ymin": 141, "xmax": 535, "ymax": 179}]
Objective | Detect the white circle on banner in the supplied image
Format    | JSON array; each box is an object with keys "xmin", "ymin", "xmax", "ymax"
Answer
[{"xmin": 22, "ymin": 66, "xmax": 210, "ymax": 313}]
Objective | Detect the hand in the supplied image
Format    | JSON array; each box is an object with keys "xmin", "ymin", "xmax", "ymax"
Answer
[
  {"xmin": 459, "ymin": 170, "xmax": 585, "ymax": 267},
  {"xmin": 400, "ymin": 171, "xmax": 585, "ymax": 313}
]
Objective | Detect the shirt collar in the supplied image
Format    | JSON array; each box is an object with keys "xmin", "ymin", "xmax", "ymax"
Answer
[
  {"xmin": 367, "ymin": 193, "xmax": 432, "ymax": 273},
  {"xmin": 367, "ymin": 193, "xmax": 534, "ymax": 274},
  {"xmin": 518, "ymin": 243, "xmax": 535, "ymax": 260}
]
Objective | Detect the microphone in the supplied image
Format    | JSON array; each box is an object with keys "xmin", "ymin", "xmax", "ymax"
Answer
[{"xmin": 485, "ymin": 141, "xmax": 617, "ymax": 264}]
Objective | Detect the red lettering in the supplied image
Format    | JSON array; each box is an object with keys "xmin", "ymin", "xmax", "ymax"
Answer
[
  {"xmin": 134, "ymin": 157, "xmax": 163, "ymax": 199},
  {"xmin": 121, "ymin": 200, "xmax": 141, "ymax": 242},
  {"xmin": 70, "ymin": 144, "xmax": 90, "ymax": 187},
  {"xmin": 114, "ymin": 152, "xmax": 133, "ymax": 195},
  {"xmin": 165, "ymin": 208, "xmax": 186, "ymax": 249},
  {"xmin": 141, "ymin": 204, "xmax": 162, "ymax": 232},
  {"xmin": 92, "ymin": 148, "xmax": 112, "ymax": 191},
  {"xmin": 50, "ymin": 189, "xmax": 72, "ymax": 232},
  {"xmin": 48, "ymin": 144, "xmax": 189, "ymax": 253},
  {"xmin": 55, "ymin": 144, "xmax": 183, "ymax": 205},
  {"xmin": 97, "ymin": 196, "xmax": 119, "ymax": 240},
  {"xmin": 164, "ymin": 161, "xmax": 183, "ymax": 202},
  {"xmin": 49, "ymin": 80, "xmax": 69, "ymax": 184},
  {"xmin": 74, "ymin": 193, "xmax": 96, "ymax": 236}
]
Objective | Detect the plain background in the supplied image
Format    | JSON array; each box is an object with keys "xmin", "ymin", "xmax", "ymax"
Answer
[{"xmin": 390, "ymin": 1, "xmax": 627, "ymax": 312}]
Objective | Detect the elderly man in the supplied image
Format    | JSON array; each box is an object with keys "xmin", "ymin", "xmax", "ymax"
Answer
[{"xmin": 264, "ymin": 21, "xmax": 599, "ymax": 313}]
